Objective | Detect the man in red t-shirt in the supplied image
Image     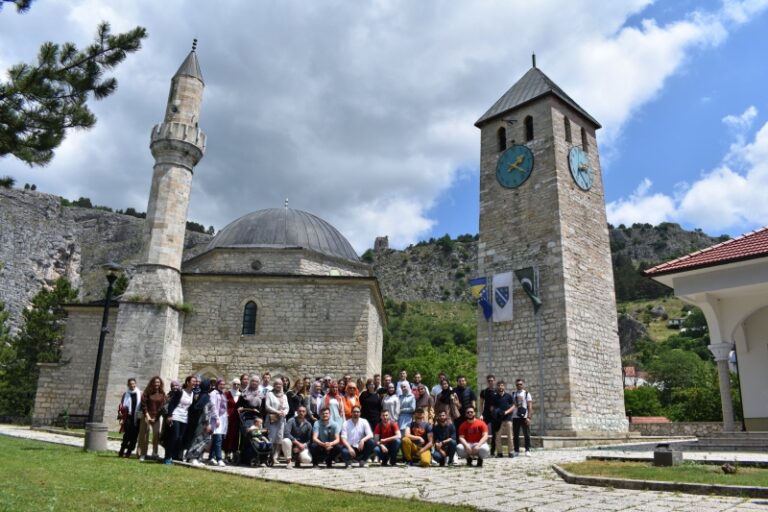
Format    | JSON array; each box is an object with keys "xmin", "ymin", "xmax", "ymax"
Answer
[
  {"xmin": 456, "ymin": 406, "xmax": 490, "ymax": 466},
  {"xmin": 373, "ymin": 410, "xmax": 402, "ymax": 466}
]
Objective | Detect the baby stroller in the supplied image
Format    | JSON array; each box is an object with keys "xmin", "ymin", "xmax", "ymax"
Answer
[{"xmin": 234, "ymin": 409, "xmax": 273, "ymax": 467}]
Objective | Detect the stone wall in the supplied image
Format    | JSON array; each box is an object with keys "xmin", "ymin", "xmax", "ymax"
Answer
[
  {"xmin": 33, "ymin": 306, "xmax": 117, "ymax": 425},
  {"xmin": 183, "ymin": 247, "xmax": 368, "ymax": 277},
  {"xmin": 630, "ymin": 422, "xmax": 723, "ymax": 437},
  {"xmin": 178, "ymin": 274, "xmax": 384, "ymax": 382}
]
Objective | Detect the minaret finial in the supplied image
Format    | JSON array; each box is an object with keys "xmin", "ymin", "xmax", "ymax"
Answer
[
  {"xmin": 192, "ymin": 38, "xmax": 198, "ymax": 52},
  {"xmin": 532, "ymin": 53, "xmax": 536, "ymax": 68},
  {"xmin": 284, "ymin": 197, "xmax": 288, "ymax": 209}
]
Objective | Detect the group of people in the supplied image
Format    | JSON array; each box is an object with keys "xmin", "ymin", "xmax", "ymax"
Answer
[{"xmin": 117, "ymin": 369, "xmax": 534, "ymax": 469}]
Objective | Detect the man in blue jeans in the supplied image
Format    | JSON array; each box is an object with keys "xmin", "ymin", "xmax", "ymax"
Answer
[
  {"xmin": 310, "ymin": 407, "xmax": 350, "ymax": 468},
  {"xmin": 373, "ymin": 409, "xmax": 401, "ymax": 466},
  {"xmin": 431, "ymin": 410, "xmax": 457, "ymax": 466}
]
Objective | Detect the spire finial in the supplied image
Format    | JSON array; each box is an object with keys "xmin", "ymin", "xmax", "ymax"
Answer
[
  {"xmin": 532, "ymin": 53, "xmax": 536, "ymax": 68},
  {"xmin": 284, "ymin": 197, "xmax": 288, "ymax": 209},
  {"xmin": 192, "ymin": 38, "xmax": 198, "ymax": 52}
]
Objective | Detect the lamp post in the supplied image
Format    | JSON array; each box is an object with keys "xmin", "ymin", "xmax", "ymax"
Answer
[{"xmin": 84, "ymin": 262, "xmax": 122, "ymax": 451}]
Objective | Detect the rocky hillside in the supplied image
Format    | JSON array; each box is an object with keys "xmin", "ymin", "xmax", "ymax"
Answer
[
  {"xmin": 0, "ymin": 188, "xmax": 211, "ymax": 332},
  {"xmin": 0, "ymin": 186, "xmax": 724, "ymax": 330}
]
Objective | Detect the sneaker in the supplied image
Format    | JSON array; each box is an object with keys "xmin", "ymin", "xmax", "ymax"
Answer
[
  {"xmin": 477, "ymin": 458, "xmax": 483, "ymax": 467},
  {"xmin": 208, "ymin": 459, "xmax": 218, "ymax": 466},
  {"xmin": 381, "ymin": 461, "xmax": 388, "ymax": 467},
  {"xmin": 139, "ymin": 456, "xmax": 145, "ymax": 462},
  {"xmin": 525, "ymin": 451, "xmax": 531, "ymax": 457},
  {"xmin": 326, "ymin": 461, "xmax": 333, "ymax": 468},
  {"xmin": 285, "ymin": 461, "xmax": 293, "ymax": 469},
  {"xmin": 466, "ymin": 458, "xmax": 473, "ymax": 466},
  {"xmin": 439, "ymin": 460, "xmax": 445, "ymax": 467},
  {"xmin": 495, "ymin": 453, "xmax": 503, "ymax": 458},
  {"xmin": 190, "ymin": 459, "xmax": 201, "ymax": 466},
  {"xmin": 218, "ymin": 460, "xmax": 226, "ymax": 467},
  {"xmin": 344, "ymin": 461, "xmax": 350, "ymax": 469},
  {"xmin": 163, "ymin": 459, "xmax": 173, "ymax": 465},
  {"xmin": 513, "ymin": 451, "xmax": 519, "ymax": 458},
  {"xmin": 358, "ymin": 461, "xmax": 366, "ymax": 468}
]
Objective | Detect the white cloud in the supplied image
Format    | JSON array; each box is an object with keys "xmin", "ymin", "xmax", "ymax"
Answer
[
  {"xmin": 608, "ymin": 110, "xmax": 768, "ymax": 232},
  {"xmin": 607, "ymin": 179, "xmax": 677, "ymax": 226},
  {"xmin": 2, "ymin": 0, "xmax": 767, "ymax": 251}
]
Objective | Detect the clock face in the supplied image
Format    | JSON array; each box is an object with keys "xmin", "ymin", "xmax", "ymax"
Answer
[
  {"xmin": 495, "ymin": 145, "xmax": 534, "ymax": 189},
  {"xmin": 568, "ymin": 146, "xmax": 594, "ymax": 190}
]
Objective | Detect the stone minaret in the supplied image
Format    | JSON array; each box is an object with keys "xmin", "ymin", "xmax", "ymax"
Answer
[
  {"xmin": 98, "ymin": 43, "xmax": 205, "ymax": 422},
  {"xmin": 475, "ymin": 60, "xmax": 627, "ymax": 436}
]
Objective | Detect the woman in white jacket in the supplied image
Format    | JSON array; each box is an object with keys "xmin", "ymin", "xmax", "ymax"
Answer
[
  {"xmin": 118, "ymin": 378, "xmax": 141, "ymax": 458},
  {"xmin": 264, "ymin": 379, "xmax": 290, "ymax": 464}
]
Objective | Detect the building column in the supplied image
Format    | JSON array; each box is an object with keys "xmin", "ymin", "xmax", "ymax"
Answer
[{"xmin": 708, "ymin": 342, "xmax": 735, "ymax": 432}]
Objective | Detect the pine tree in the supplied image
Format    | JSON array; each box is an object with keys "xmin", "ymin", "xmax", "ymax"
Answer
[
  {"xmin": 0, "ymin": 22, "xmax": 147, "ymax": 165},
  {"xmin": 0, "ymin": 278, "xmax": 78, "ymax": 418}
]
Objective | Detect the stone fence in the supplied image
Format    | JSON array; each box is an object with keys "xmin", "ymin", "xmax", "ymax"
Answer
[{"xmin": 630, "ymin": 421, "xmax": 723, "ymax": 437}]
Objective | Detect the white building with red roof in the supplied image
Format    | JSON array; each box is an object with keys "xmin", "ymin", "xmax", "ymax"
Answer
[{"xmin": 644, "ymin": 226, "xmax": 768, "ymax": 432}]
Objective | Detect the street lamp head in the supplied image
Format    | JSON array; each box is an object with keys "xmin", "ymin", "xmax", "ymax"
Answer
[{"xmin": 102, "ymin": 262, "xmax": 123, "ymax": 278}]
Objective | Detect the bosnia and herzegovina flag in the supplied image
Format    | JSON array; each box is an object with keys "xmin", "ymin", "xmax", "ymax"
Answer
[{"xmin": 469, "ymin": 277, "xmax": 493, "ymax": 320}]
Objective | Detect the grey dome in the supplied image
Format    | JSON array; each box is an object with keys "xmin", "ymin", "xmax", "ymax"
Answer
[{"xmin": 208, "ymin": 208, "xmax": 359, "ymax": 262}]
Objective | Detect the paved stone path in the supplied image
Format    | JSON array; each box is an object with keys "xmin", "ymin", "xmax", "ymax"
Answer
[{"xmin": 2, "ymin": 425, "xmax": 767, "ymax": 511}]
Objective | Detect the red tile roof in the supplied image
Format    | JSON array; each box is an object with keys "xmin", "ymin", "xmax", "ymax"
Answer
[{"xmin": 644, "ymin": 226, "xmax": 768, "ymax": 276}]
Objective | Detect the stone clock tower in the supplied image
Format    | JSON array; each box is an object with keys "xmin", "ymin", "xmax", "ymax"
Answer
[
  {"xmin": 476, "ymin": 59, "xmax": 627, "ymax": 435},
  {"xmin": 98, "ymin": 43, "xmax": 206, "ymax": 421}
]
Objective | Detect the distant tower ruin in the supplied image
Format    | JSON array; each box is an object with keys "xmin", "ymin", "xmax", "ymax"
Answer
[
  {"xmin": 98, "ymin": 43, "xmax": 206, "ymax": 421},
  {"xmin": 374, "ymin": 236, "xmax": 389, "ymax": 252}
]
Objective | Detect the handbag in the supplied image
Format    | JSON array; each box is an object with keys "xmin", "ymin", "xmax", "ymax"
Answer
[{"xmin": 449, "ymin": 394, "xmax": 461, "ymax": 420}]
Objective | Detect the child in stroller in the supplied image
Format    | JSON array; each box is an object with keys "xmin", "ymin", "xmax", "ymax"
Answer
[{"xmin": 236, "ymin": 410, "xmax": 273, "ymax": 467}]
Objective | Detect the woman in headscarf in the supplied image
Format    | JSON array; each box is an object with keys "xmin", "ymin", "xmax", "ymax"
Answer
[
  {"xmin": 360, "ymin": 378, "xmax": 382, "ymax": 431},
  {"xmin": 222, "ymin": 377, "xmax": 241, "ymax": 461},
  {"xmin": 381, "ymin": 382, "xmax": 400, "ymax": 425},
  {"xmin": 434, "ymin": 378, "xmax": 459, "ymax": 422},
  {"xmin": 322, "ymin": 379, "xmax": 345, "ymax": 429},
  {"xmin": 398, "ymin": 382, "xmax": 416, "ymax": 431},
  {"xmin": 185, "ymin": 378, "xmax": 213, "ymax": 465},
  {"xmin": 341, "ymin": 381, "xmax": 361, "ymax": 420},
  {"xmin": 138, "ymin": 376, "xmax": 165, "ymax": 461},
  {"xmin": 237, "ymin": 374, "xmax": 262, "ymax": 414},
  {"xmin": 415, "ymin": 383, "xmax": 435, "ymax": 423},
  {"xmin": 264, "ymin": 378, "xmax": 290, "ymax": 465},
  {"xmin": 118, "ymin": 378, "xmax": 141, "ymax": 458},
  {"xmin": 163, "ymin": 375, "xmax": 195, "ymax": 464},
  {"xmin": 209, "ymin": 379, "xmax": 228, "ymax": 466}
]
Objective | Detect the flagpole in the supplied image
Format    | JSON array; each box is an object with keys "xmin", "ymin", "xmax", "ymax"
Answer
[
  {"xmin": 487, "ymin": 273, "xmax": 493, "ymax": 374},
  {"xmin": 534, "ymin": 266, "xmax": 546, "ymax": 435}
]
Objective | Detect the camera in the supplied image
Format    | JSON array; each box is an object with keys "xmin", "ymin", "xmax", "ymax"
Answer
[{"xmin": 516, "ymin": 407, "xmax": 527, "ymax": 418}]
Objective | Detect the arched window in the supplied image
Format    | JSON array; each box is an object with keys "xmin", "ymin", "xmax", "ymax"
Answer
[
  {"xmin": 581, "ymin": 127, "xmax": 589, "ymax": 154},
  {"xmin": 497, "ymin": 127, "xmax": 507, "ymax": 151},
  {"xmin": 524, "ymin": 116, "xmax": 534, "ymax": 142},
  {"xmin": 242, "ymin": 301, "xmax": 257, "ymax": 335},
  {"xmin": 564, "ymin": 116, "xmax": 572, "ymax": 143}
]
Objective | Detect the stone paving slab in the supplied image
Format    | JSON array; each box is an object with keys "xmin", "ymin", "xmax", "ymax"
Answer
[{"xmin": 2, "ymin": 425, "xmax": 767, "ymax": 512}]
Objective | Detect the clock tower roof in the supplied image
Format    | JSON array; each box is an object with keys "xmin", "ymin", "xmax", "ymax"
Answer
[{"xmin": 475, "ymin": 66, "xmax": 600, "ymax": 129}]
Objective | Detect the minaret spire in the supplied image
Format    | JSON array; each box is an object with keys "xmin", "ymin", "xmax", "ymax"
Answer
[{"xmin": 532, "ymin": 52, "xmax": 536, "ymax": 68}]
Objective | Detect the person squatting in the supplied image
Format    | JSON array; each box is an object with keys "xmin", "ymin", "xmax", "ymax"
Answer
[{"xmin": 117, "ymin": 370, "xmax": 534, "ymax": 468}]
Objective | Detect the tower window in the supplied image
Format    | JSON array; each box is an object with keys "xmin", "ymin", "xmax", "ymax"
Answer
[
  {"xmin": 581, "ymin": 127, "xmax": 589, "ymax": 154},
  {"xmin": 524, "ymin": 116, "xmax": 534, "ymax": 142},
  {"xmin": 497, "ymin": 127, "xmax": 507, "ymax": 151},
  {"xmin": 242, "ymin": 301, "xmax": 257, "ymax": 335},
  {"xmin": 564, "ymin": 116, "xmax": 572, "ymax": 143}
]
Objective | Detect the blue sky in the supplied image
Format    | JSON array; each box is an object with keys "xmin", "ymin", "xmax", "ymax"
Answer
[{"xmin": 1, "ymin": 1, "xmax": 767, "ymax": 251}]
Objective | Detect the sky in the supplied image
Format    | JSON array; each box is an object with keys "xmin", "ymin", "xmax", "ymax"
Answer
[{"xmin": 1, "ymin": 0, "xmax": 767, "ymax": 253}]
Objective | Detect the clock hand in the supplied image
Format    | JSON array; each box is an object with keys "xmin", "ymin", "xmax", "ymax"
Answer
[{"xmin": 507, "ymin": 155, "xmax": 525, "ymax": 173}]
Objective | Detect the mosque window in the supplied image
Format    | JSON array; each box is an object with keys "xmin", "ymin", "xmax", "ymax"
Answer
[
  {"xmin": 524, "ymin": 116, "xmax": 533, "ymax": 142},
  {"xmin": 581, "ymin": 127, "xmax": 589, "ymax": 153},
  {"xmin": 242, "ymin": 301, "xmax": 257, "ymax": 335},
  {"xmin": 497, "ymin": 127, "xmax": 507, "ymax": 151},
  {"xmin": 564, "ymin": 116, "xmax": 572, "ymax": 143}
]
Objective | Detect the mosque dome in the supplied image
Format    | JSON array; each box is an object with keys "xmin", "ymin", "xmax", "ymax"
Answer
[{"xmin": 207, "ymin": 207, "xmax": 359, "ymax": 262}]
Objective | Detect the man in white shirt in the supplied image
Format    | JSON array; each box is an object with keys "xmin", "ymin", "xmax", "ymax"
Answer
[
  {"xmin": 341, "ymin": 405, "xmax": 375, "ymax": 467},
  {"xmin": 512, "ymin": 378, "xmax": 533, "ymax": 457},
  {"xmin": 257, "ymin": 371, "xmax": 273, "ymax": 398}
]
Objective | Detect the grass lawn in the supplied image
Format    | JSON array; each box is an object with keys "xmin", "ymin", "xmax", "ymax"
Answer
[
  {"xmin": 0, "ymin": 435, "xmax": 475, "ymax": 512},
  {"xmin": 561, "ymin": 460, "xmax": 768, "ymax": 488}
]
